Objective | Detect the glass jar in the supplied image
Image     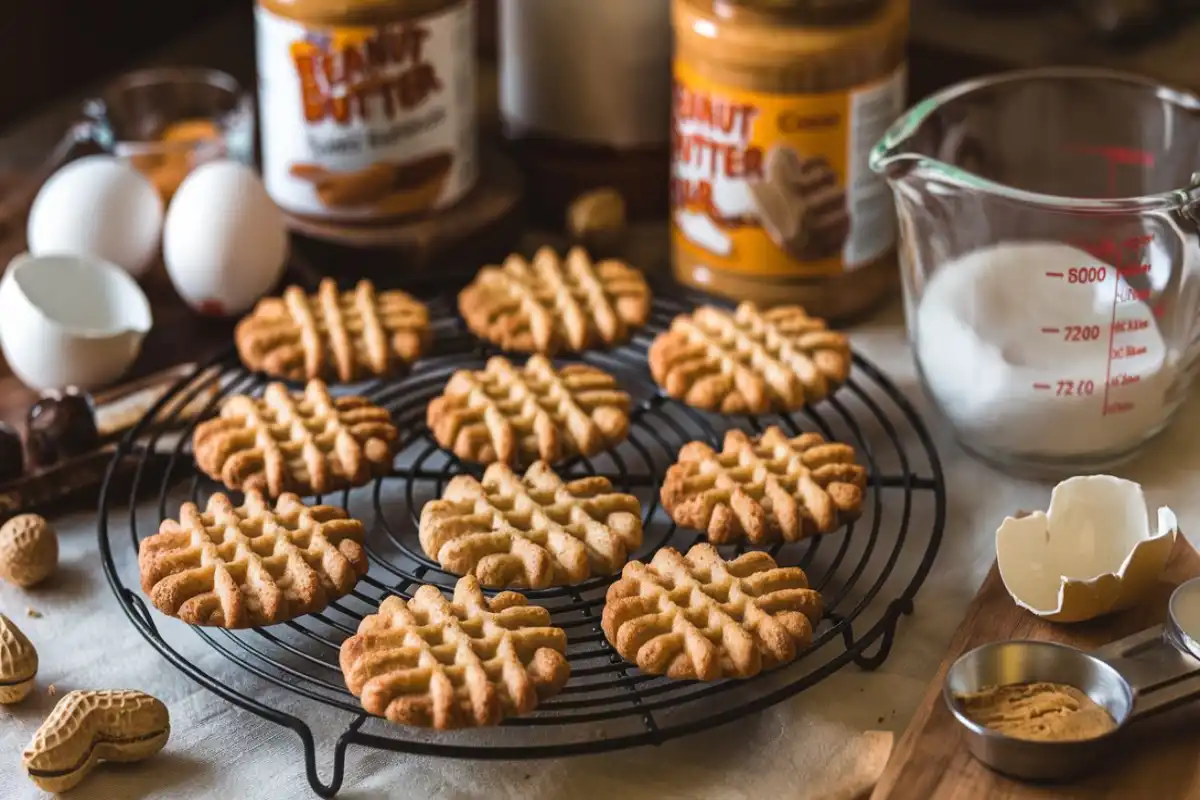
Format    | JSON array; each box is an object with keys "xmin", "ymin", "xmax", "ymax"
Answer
[
  {"xmin": 255, "ymin": 0, "xmax": 478, "ymax": 223},
  {"xmin": 671, "ymin": 0, "xmax": 908, "ymax": 321},
  {"xmin": 499, "ymin": 0, "xmax": 673, "ymax": 224}
]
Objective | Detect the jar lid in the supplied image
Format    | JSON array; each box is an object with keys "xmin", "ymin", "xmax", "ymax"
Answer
[{"xmin": 711, "ymin": 0, "xmax": 886, "ymax": 24}]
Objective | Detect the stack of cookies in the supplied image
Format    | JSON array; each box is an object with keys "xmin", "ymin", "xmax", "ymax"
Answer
[{"xmin": 135, "ymin": 245, "xmax": 870, "ymax": 732}]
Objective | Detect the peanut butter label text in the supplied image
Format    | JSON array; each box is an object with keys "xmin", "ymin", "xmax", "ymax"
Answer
[
  {"xmin": 671, "ymin": 84, "xmax": 764, "ymax": 224},
  {"xmin": 291, "ymin": 26, "xmax": 443, "ymax": 125}
]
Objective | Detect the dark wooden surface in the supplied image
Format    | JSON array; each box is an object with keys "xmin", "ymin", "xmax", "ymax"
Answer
[
  {"xmin": 911, "ymin": 0, "xmax": 1200, "ymax": 91},
  {"xmin": 873, "ymin": 536, "xmax": 1200, "ymax": 800},
  {"xmin": 0, "ymin": 0, "xmax": 243, "ymax": 130},
  {"xmin": 287, "ymin": 147, "xmax": 526, "ymax": 286}
]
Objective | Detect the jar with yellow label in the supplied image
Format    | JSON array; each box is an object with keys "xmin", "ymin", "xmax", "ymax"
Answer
[{"xmin": 671, "ymin": 0, "xmax": 908, "ymax": 321}]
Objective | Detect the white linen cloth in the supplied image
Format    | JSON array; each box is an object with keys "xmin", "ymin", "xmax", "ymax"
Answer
[{"xmin": 1, "ymin": 301, "xmax": 1197, "ymax": 800}]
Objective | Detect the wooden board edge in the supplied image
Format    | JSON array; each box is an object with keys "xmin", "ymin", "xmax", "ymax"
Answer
[
  {"xmin": 869, "ymin": 565, "xmax": 1000, "ymax": 798},
  {"xmin": 871, "ymin": 535, "xmax": 1200, "ymax": 799}
]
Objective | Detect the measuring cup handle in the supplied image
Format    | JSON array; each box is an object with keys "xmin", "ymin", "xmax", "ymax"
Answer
[
  {"xmin": 1097, "ymin": 625, "xmax": 1200, "ymax": 722},
  {"xmin": 0, "ymin": 120, "xmax": 101, "ymax": 246}
]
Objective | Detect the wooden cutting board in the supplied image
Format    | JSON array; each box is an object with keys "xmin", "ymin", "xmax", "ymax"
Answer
[{"xmin": 873, "ymin": 535, "xmax": 1200, "ymax": 799}]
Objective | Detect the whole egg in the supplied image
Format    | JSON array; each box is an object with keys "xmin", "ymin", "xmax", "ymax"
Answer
[
  {"xmin": 163, "ymin": 160, "xmax": 288, "ymax": 316},
  {"xmin": 27, "ymin": 156, "xmax": 163, "ymax": 278}
]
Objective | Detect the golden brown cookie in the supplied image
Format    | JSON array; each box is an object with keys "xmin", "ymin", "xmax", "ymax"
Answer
[
  {"xmin": 602, "ymin": 543, "xmax": 823, "ymax": 681},
  {"xmin": 648, "ymin": 302, "xmax": 850, "ymax": 414},
  {"xmin": 426, "ymin": 355, "xmax": 631, "ymax": 466},
  {"xmin": 339, "ymin": 576, "xmax": 570, "ymax": 728},
  {"xmin": 419, "ymin": 461, "xmax": 642, "ymax": 589},
  {"xmin": 662, "ymin": 426, "xmax": 867, "ymax": 545},
  {"xmin": 193, "ymin": 380, "xmax": 399, "ymax": 497},
  {"xmin": 138, "ymin": 491, "xmax": 368, "ymax": 628},
  {"xmin": 458, "ymin": 246, "xmax": 651, "ymax": 354},
  {"xmin": 235, "ymin": 278, "xmax": 430, "ymax": 382}
]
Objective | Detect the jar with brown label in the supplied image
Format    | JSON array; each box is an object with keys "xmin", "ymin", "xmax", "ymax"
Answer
[
  {"xmin": 256, "ymin": 0, "xmax": 478, "ymax": 223},
  {"xmin": 671, "ymin": 0, "xmax": 908, "ymax": 321}
]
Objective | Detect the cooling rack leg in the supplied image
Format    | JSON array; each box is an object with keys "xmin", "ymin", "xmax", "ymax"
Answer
[
  {"xmin": 851, "ymin": 598, "xmax": 914, "ymax": 671},
  {"xmin": 297, "ymin": 715, "xmax": 366, "ymax": 798}
]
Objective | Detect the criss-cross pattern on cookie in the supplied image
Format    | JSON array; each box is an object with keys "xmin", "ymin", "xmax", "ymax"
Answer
[
  {"xmin": 648, "ymin": 302, "xmax": 850, "ymax": 414},
  {"xmin": 602, "ymin": 544, "xmax": 822, "ymax": 680},
  {"xmin": 235, "ymin": 278, "xmax": 430, "ymax": 382},
  {"xmin": 662, "ymin": 426, "xmax": 866, "ymax": 545},
  {"xmin": 458, "ymin": 246, "xmax": 651, "ymax": 354},
  {"xmin": 138, "ymin": 491, "xmax": 368, "ymax": 628},
  {"xmin": 419, "ymin": 462, "xmax": 643, "ymax": 589},
  {"xmin": 192, "ymin": 380, "xmax": 398, "ymax": 497},
  {"xmin": 339, "ymin": 576, "xmax": 570, "ymax": 728},
  {"xmin": 426, "ymin": 355, "xmax": 631, "ymax": 466}
]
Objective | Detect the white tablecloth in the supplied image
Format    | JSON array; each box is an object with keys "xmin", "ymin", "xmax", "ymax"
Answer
[{"xmin": 2, "ymin": 301, "xmax": 1197, "ymax": 800}]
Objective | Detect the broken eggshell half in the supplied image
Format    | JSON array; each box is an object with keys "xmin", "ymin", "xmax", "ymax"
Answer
[{"xmin": 996, "ymin": 475, "xmax": 1178, "ymax": 623}]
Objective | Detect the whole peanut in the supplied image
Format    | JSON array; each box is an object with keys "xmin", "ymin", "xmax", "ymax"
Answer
[
  {"xmin": 0, "ymin": 613, "xmax": 36, "ymax": 703},
  {"xmin": 0, "ymin": 514, "xmax": 58, "ymax": 587},
  {"xmin": 567, "ymin": 188, "xmax": 627, "ymax": 254},
  {"xmin": 23, "ymin": 689, "xmax": 170, "ymax": 792}
]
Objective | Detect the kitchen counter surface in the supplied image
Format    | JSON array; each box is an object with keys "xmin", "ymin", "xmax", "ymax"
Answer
[
  {"xmin": 3, "ymin": 296, "xmax": 1198, "ymax": 800},
  {"xmin": 2, "ymin": 7, "xmax": 1199, "ymax": 800}
]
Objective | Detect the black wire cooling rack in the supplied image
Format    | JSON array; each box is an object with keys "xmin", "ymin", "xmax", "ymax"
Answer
[{"xmin": 98, "ymin": 288, "xmax": 946, "ymax": 798}]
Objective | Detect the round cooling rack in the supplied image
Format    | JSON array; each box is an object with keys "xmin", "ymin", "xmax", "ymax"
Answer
[{"xmin": 98, "ymin": 288, "xmax": 946, "ymax": 798}]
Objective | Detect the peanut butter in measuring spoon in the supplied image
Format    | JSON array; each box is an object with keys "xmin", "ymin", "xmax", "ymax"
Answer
[
  {"xmin": 255, "ymin": 0, "xmax": 478, "ymax": 224},
  {"xmin": 671, "ymin": 0, "xmax": 909, "ymax": 321}
]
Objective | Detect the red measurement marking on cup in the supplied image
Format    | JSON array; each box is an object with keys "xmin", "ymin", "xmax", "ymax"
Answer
[
  {"xmin": 1045, "ymin": 271, "xmax": 1064, "ymax": 279},
  {"xmin": 1113, "ymin": 318, "xmax": 1149, "ymax": 334},
  {"xmin": 1032, "ymin": 380, "xmax": 1102, "ymax": 396},
  {"xmin": 1066, "ymin": 144, "xmax": 1155, "ymax": 168},
  {"xmin": 1116, "ymin": 286, "xmax": 1152, "ymax": 303},
  {"xmin": 1063, "ymin": 325, "xmax": 1101, "ymax": 341},
  {"xmin": 1105, "ymin": 401, "xmax": 1135, "ymax": 414},
  {"xmin": 1064, "ymin": 145, "xmax": 1157, "ymax": 416},
  {"xmin": 1109, "ymin": 373, "xmax": 1141, "ymax": 387},
  {"xmin": 1055, "ymin": 380, "xmax": 1095, "ymax": 396},
  {"xmin": 1067, "ymin": 267, "xmax": 1107, "ymax": 284},
  {"xmin": 1111, "ymin": 343, "xmax": 1149, "ymax": 359}
]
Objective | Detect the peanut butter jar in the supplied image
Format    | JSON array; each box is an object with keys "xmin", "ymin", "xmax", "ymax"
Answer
[
  {"xmin": 256, "ymin": 0, "xmax": 478, "ymax": 223},
  {"xmin": 671, "ymin": 0, "xmax": 908, "ymax": 321}
]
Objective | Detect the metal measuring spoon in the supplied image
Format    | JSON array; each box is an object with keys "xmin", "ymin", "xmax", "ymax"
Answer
[{"xmin": 942, "ymin": 576, "xmax": 1200, "ymax": 781}]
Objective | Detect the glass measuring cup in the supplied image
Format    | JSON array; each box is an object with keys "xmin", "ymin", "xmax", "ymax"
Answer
[
  {"xmin": 869, "ymin": 68, "xmax": 1200, "ymax": 476},
  {"xmin": 943, "ymin": 576, "xmax": 1200, "ymax": 781}
]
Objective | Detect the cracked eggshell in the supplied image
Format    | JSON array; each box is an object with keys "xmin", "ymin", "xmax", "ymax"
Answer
[{"xmin": 996, "ymin": 475, "xmax": 1177, "ymax": 623}]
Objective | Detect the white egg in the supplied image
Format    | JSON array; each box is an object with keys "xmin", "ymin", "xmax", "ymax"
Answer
[
  {"xmin": 27, "ymin": 155, "xmax": 163, "ymax": 278},
  {"xmin": 163, "ymin": 160, "xmax": 289, "ymax": 316}
]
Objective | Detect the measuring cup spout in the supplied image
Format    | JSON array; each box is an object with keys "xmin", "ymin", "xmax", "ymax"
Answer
[{"xmin": 868, "ymin": 96, "xmax": 940, "ymax": 185}]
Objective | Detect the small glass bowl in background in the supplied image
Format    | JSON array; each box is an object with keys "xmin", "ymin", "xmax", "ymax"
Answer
[{"xmin": 81, "ymin": 67, "xmax": 254, "ymax": 201}]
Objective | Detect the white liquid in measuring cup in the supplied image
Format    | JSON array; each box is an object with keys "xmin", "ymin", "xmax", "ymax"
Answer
[{"xmin": 914, "ymin": 241, "xmax": 1175, "ymax": 460}]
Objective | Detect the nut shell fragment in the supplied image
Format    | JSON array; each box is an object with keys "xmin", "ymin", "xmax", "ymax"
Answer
[
  {"xmin": 22, "ymin": 689, "xmax": 170, "ymax": 793},
  {"xmin": 0, "ymin": 613, "xmax": 37, "ymax": 703},
  {"xmin": 567, "ymin": 187, "xmax": 627, "ymax": 252},
  {"xmin": 0, "ymin": 514, "xmax": 58, "ymax": 587}
]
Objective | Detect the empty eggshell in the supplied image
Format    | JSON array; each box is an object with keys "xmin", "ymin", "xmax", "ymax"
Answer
[
  {"xmin": 27, "ymin": 156, "xmax": 163, "ymax": 278},
  {"xmin": 996, "ymin": 475, "xmax": 1177, "ymax": 623},
  {"xmin": 163, "ymin": 160, "xmax": 288, "ymax": 317}
]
